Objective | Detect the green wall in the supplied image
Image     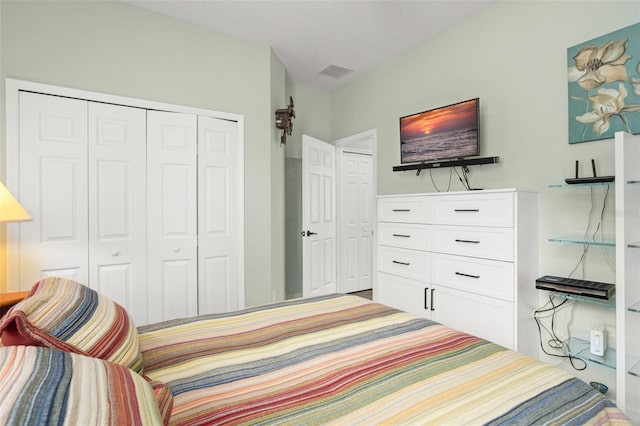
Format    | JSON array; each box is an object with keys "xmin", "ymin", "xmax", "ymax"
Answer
[
  {"xmin": 330, "ymin": 1, "xmax": 639, "ymax": 195},
  {"xmin": 285, "ymin": 80, "xmax": 331, "ymax": 159},
  {"xmin": 270, "ymin": 50, "xmax": 286, "ymax": 302},
  {"xmin": 0, "ymin": 0, "xmax": 286, "ymax": 306}
]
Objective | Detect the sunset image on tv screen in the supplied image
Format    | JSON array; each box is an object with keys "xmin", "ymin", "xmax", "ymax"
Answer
[{"xmin": 400, "ymin": 98, "xmax": 478, "ymax": 163}]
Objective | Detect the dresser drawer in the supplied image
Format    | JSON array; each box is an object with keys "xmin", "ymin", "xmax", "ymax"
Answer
[
  {"xmin": 378, "ymin": 223, "xmax": 432, "ymax": 251},
  {"xmin": 378, "ymin": 246, "xmax": 431, "ymax": 282},
  {"xmin": 432, "ymin": 253, "xmax": 514, "ymax": 301},
  {"xmin": 433, "ymin": 285, "xmax": 514, "ymax": 349},
  {"xmin": 377, "ymin": 272, "xmax": 431, "ymax": 318},
  {"xmin": 378, "ymin": 196, "xmax": 432, "ymax": 224},
  {"xmin": 433, "ymin": 225, "xmax": 514, "ymax": 261},
  {"xmin": 433, "ymin": 192, "xmax": 513, "ymax": 227}
]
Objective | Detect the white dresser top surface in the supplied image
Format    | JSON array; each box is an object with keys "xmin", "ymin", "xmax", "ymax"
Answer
[{"xmin": 377, "ymin": 188, "xmax": 536, "ymax": 198}]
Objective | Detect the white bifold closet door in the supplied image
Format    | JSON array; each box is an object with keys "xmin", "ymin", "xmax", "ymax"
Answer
[
  {"xmin": 88, "ymin": 103, "xmax": 148, "ymax": 325},
  {"xmin": 197, "ymin": 116, "xmax": 240, "ymax": 313},
  {"xmin": 146, "ymin": 111, "xmax": 198, "ymax": 324},
  {"xmin": 18, "ymin": 92, "xmax": 90, "ymax": 285},
  {"xmin": 16, "ymin": 91, "xmax": 240, "ymax": 325}
]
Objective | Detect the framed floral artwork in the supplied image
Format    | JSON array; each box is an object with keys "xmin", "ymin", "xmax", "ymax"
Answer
[{"xmin": 567, "ymin": 22, "xmax": 640, "ymax": 144}]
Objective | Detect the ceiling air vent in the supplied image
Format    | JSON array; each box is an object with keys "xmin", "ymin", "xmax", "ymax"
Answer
[{"xmin": 318, "ymin": 64, "xmax": 353, "ymax": 79}]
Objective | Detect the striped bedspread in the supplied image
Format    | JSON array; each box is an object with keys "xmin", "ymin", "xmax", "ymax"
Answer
[{"xmin": 138, "ymin": 294, "xmax": 629, "ymax": 425}]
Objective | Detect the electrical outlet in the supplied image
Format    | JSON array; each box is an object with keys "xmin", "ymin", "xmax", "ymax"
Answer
[{"xmin": 590, "ymin": 325, "xmax": 606, "ymax": 356}]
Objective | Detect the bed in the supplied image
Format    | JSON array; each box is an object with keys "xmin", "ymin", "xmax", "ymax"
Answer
[{"xmin": 0, "ymin": 278, "xmax": 630, "ymax": 425}]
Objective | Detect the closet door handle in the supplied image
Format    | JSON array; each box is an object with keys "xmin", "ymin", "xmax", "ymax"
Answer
[
  {"xmin": 455, "ymin": 272, "xmax": 480, "ymax": 279},
  {"xmin": 454, "ymin": 209, "xmax": 479, "ymax": 212},
  {"xmin": 455, "ymin": 239, "xmax": 480, "ymax": 244},
  {"xmin": 392, "ymin": 260, "xmax": 410, "ymax": 266},
  {"xmin": 392, "ymin": 233, "xmax": 411, "ymax": 238},
  {"xmin": 392, "ymin": 209, "xmax": 411, "ymax": 212}
]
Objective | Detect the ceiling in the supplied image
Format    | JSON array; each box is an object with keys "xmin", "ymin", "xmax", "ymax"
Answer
[{"xmin": 125, "ymin": 0, "xmax": 494, "ymax": 92}]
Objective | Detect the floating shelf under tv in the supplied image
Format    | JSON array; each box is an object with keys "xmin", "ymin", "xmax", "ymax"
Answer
[{"xmin": 393, "ymin": 156, "xmax": 500, "ymax": 172}]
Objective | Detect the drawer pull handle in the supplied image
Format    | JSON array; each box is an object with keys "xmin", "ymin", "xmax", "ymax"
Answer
[
  {"xmin": 392, "ymin": 233, "xmax": 411, "ymax": 238},
  {"xmin": 455, "ymin": 239, "xmax": 480, "ymax": 244},
  {"xmin": 392, "ymin": 209, "xmax": 411, "ymax": 212},
  {"xmin": 455, "ymin": 272, "xmax": 480, "ymax": 279},
  {"xmin": 392, "ymin": 260, "xmax": 410, "ymax": 266},
  {"xmin": 424, "ymin": 287, "xmax": 429, "ymax": 310},
  {"xmin": 454, "ymin": 209, "xmax": 480, "ymax": 212},
  {"xmin": 431, "ymin": 288, "xmax": 436, "ymax": 311}
]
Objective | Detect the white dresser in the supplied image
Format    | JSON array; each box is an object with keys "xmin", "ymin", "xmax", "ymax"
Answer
[{"xmin": 376, "ymin": 189, "xmax": 538, "ymax": 357}]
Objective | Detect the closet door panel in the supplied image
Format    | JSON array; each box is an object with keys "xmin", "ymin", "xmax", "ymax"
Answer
[
  {"xmin": 161, "ymin": 259, "xmax": 194, "ymax": 320},
  {"xmin": 147, "ymin": 111, "xmax": 198, "ymax": 323},
  {"xmin": 88, "ymin": 102, "xmax": 147, "ymax": 326},
  {"xmin": 198, "ymin": 116, "xmax": 239, "ymax": 314},
  {"xmin": 18, "ymin": 92, "xmax": 89, "ymax": 288}
]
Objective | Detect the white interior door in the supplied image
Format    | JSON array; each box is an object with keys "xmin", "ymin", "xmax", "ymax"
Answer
[
  {"xmin": 18, "ymin": 92, "xmax": 89, "ymax": 287},
  {"xmin": 302, "ymin": 135, "xmax": 337, "ymax": 298},
  {"xmin": 147, "ymin": 111, "xmax": 198, "ymax": 323},
  {"xmin": 88, "ymin": 102, "xmax": 148, "ymax": 326},
  {"xmin": 197, "ymin": 115, "xmax": 240, "ymax": 314},
  {"xmin": 339, "ymin": 152, "xmax": 373, "ymax": 293}
]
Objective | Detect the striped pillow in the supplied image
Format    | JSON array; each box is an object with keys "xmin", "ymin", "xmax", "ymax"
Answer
[
  {"xmin": 0, "ymin": 277, "xmax": 143, "ymax": 374},
  {"xmin": 144, "ymin": 375, "xmax": 175, "ymax": 425},
  {"xmin": 0, "ymin": 346, "xmax": 164, "ymax": 426}
]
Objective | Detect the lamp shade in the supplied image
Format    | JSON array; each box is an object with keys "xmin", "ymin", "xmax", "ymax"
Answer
[{"xmin": 0, "ymin": 182, "xmax": 31, "ymax": 223}]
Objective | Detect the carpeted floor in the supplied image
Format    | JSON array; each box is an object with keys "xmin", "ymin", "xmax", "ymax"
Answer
[{"xmin": 349, "ymin": 289, "xmax": 372, "ymax": 300}]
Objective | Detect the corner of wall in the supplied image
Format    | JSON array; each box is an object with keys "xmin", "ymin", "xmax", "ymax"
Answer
[
  {"xmin": 285, "ymin": 82, "xmax": 331, "ymax": 159},
  {"xmin": 1, "ymin": 2, "xmax": 7, "ymax": 292},
  {"xmin": 270, "ymin": 49, "xmax": 287, "ymax": 302}
]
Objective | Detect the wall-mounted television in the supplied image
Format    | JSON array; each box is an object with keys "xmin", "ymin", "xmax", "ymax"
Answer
[{"xmin": 399, "ymin": 98, "xmax": 479, "ymax": 164}]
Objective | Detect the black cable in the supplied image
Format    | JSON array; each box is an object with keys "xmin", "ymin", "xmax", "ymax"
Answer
[
  {"xmin": 453, "ymin": 166, "xmax": 471, "ymax": 190},
  {"xmin": 590, "ymin": 184, "xmax": 609, "ymax": 241},
  {"xmin": 462, "ymin": 165, "xmax": 471, "ymax": 189},
  {"xmin": 429, "ymin": 166, "xmax": 453, "ymax": 192},
  {"xmin": 533, "ymin": 293, "xmax": 587, "ymax": 371},
  {"xmin": 568, "ymin": 185, "xmax": 610, "ymax": 278}
]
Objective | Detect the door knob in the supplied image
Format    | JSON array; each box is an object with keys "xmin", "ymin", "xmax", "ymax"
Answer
[{"xmin": 301, "ymin": 230, "xmax": 318, "ymax": 237}]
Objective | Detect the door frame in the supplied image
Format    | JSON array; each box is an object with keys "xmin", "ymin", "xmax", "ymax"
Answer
[
  {"xmin": 334, "ymin": 129, "xmax": 377, "ymax": 294},
  {"xmin": 4, "ymin": 78, "xmax": 245, "ymax": 309}
]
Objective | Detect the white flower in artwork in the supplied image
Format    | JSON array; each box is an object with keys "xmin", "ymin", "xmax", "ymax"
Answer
[
  {"xmin": 568, "ymin": 39, "xmax": 631, "ymax": 90},
  {"xmin": 575, "ymin": 83, "xmax": 640, "ymax": 135}
]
